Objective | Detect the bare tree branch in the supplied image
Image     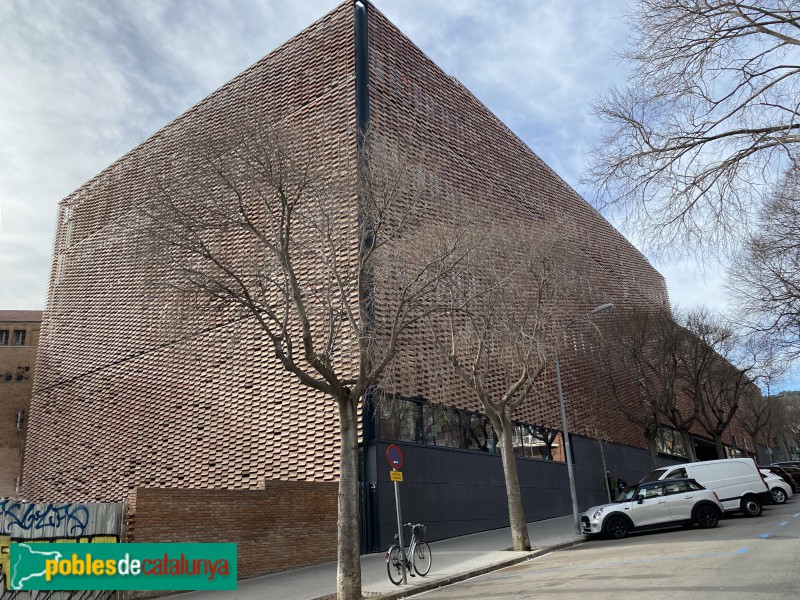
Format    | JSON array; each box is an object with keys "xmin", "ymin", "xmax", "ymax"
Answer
[
  {"xmin": 585, "ymin": 1, "xmax": 800, "ymax": 258},
  {"xmin": 137, "ymin": 115, "xmax": 467, "ymax": 600},
  {"xmin": 427, "ymin": 220, "xmax": 570, "ymax": 551}
]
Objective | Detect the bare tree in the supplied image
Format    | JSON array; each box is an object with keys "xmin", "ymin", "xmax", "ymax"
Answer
[
  {"xmin": 735, "ymin": 386, "xmax": 772, "ymax": 459},
  {"xmin": 678, "ymin": 309, "xmax": 751, "ymax": 458},
  {"xmin": 432, "ymin": 222, "xmax": 567, "ymax": 551},
  {"xmin": 730, "ymin": 166, "xmax": 800, "ymax": 356},
  {"xmin": 775, "ymin": 391, "xmax": 800, "ymax": 458},
  {"xmin": 734, "ymin": 334, "xmax": 788, "ymax": 460},
  {"xmin": 600, "ymin": 307, "xmax": 685, "ymax": 467},
  {"xmin": 585, "ymin": 1, "xmax": 800, "ymax": 257},
  {"xmin": 139, "ymin": 118, "xmax": 465, "ymax": 600}
]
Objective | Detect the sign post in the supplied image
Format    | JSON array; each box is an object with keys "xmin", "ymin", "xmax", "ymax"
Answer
[{"xmin": 385, "ymin": 444, "xmax": 406, "ymax": 584}]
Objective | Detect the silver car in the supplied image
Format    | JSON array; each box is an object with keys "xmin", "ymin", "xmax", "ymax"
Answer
[{"xmin": 581, "ymin": 478, "xmax": 724, "ymax": 539}]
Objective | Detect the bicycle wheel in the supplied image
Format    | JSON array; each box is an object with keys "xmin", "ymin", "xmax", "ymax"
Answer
[
  {"xmin": 413, "ymin": 541, "xmax": 432, "ymax": 576},
  {"xmin": 386, "ymin": 545, "xmax": 404, "ymax": 585}
]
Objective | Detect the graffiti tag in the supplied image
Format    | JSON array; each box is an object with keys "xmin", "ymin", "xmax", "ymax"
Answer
[{"xmin": 0, "ymin": 502, "xmax": 89, "ymax": 537}]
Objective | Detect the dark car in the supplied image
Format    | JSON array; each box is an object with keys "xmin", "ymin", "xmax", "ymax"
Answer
[
  {"xmin": 767, "ymin": 464, "xmax": 800, "ymax": 493},
  {"xmin": 772, "ymin": 461, "xmax": 800, "ymax": 469}
]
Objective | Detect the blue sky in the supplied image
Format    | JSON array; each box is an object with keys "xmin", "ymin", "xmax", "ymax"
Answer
[{"xmin": 0, "ymin": 0, "xmax": 755, "ymax": 375}]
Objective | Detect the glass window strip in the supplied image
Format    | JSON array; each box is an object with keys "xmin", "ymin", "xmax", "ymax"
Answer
[{"xmin": 374, "ymin": 395, "xmax": 563, "ymax": 461}]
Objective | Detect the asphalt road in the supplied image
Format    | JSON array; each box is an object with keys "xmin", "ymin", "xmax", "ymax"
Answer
[{"xmin": 415, "ymin": 501, "xmax": 800, "ymax": 599}]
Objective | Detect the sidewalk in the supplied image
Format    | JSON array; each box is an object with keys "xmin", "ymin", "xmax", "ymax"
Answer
[{"xmin": 175, "ymin": 515, "xmax": 585, "ymax": 600}]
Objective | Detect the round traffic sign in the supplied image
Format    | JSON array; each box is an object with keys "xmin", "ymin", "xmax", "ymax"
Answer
[{"xmin": 386, "ymin": 444, "xmax": 404, "ymax": 469}]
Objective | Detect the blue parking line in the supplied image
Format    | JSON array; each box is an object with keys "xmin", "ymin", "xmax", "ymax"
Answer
[
  {"xmin": 760, "ymin": 533, "xmax": 770, "ymax": 538},
  {"xmin": 794, "ymin": 513, "xmax": 800, "ymax": 518},
  {"xmin": 779, "ymin": 521, "xmax": 788, "ymax": 527}
]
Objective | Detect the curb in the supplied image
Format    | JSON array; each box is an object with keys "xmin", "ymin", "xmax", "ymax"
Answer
[{"xmin": 332, "ymin": 537, "xmax": 587, "ymax": 600}]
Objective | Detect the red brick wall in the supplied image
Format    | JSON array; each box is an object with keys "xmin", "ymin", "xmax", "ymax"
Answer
[
  {"xmin": 365, "ymin": 6, "xmax": 669, "ymax": 449},
  {"xmin": 22, "ymin": 0, "xmax": 757, "ymax": 507},
  {"xmin": 23, "ymin": 2, "xmax": 355, "ymax": 502},
  {"xmin": 126, "ymin": 482, "xmax": 337, "ymax": 578}
]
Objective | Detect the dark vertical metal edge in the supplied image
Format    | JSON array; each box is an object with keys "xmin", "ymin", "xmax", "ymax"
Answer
[
  {"xmin": 354, "ymin": 0, "xmax": 377, "ymax": 555},
  {"xmin": 354, "ymin": 0, "xmax": 370, "ymax": 140}
]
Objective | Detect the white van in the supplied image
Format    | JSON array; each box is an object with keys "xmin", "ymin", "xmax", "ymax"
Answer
[{"xmin": 639, "ymin": 458, "xmax": 772, "ymax": 516}]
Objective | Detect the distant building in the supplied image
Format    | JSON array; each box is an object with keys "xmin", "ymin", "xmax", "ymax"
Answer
[
  {"xmin": 0, "ymin": 310, "xmax": 42, "ymax": 497},
  {"xmin": 23, "ymin": 1, "xmax": 753, "ymax": 550}
]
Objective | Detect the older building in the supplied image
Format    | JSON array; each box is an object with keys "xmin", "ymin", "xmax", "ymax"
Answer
[
  {"xmin": 0, "ymin": 310, "xmax": 42, "ymax": 497},
  {"xmin": 23, "ymin": 1, "xmax": 753, "ymax": 551}
]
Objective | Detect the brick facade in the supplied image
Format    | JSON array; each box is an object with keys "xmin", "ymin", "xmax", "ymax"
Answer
[
  {"xmin": 23, "ymin": 0, "xmax": 752, "ymax": 519},
  {"xmin": 364, "ymin": 8, "xmax": 670, "ymax": 451},
  {"xmin": 24, "ymin": 3, "xmax": 355, "ymax": 502},
  {"xmin": 0, "ymin": 310, "xmax": 41, "ymax": 497},
  {"xmin": 126, "ymin": 482, "xmax": 337, "ymax": 578}
]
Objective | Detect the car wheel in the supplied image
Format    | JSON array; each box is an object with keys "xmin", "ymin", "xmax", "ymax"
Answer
[
  {"xmin": 604, "ymin": 515, "xmax": 630, "ymax": 539},
  {"xmin": 771, "ymin": 488, "xmax": 787, "ymax": 504},
  {"xmin": 741, "ymin": 495, "xmax": 763, "ymax": 517},
  {"xmin": 694, "ymin": 504, "xmax": 720, "ymax": 529}
]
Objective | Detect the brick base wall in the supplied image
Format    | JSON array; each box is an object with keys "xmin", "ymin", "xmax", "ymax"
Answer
[{"xmin": 126, "ymin": 482, "xmax": 338, "ymax": 578}]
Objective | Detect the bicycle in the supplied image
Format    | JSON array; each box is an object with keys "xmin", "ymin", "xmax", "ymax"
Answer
[{"xmin": 386, "ymin": 522, "xmax": 432, "ymax": 585}]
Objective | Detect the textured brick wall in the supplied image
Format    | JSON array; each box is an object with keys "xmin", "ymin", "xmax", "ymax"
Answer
[
  {"xmin": 22, "ymin": 0, "xmax": 758, "ymax": 506},
  {"xmin": 126, "ymin": 482, "xmax": 337, "ymax": 578},
  {"xmin": 364, "ymin": 4, "xmax": 756, "ymax": 457},
  {"xmin": 0, "ymin": 314, "xmax": 41, "ymax": 497},
  {"xmin": 365, "ymin": 6, "xmax": 669, "ymax": 450},
  {"xmin": 24, "ymin": 2, "xmax": 356, "ymax": 502}
]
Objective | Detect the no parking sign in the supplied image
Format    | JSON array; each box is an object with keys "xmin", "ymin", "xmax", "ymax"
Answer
[{"xmin": 386, "ymin": 444, "xmax": 404, "ymax": 469}]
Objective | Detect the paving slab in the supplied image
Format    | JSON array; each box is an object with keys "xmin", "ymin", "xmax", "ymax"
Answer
[{"xmin": 173, "ymin": 515, "xmax": 585, "ymax": 600}]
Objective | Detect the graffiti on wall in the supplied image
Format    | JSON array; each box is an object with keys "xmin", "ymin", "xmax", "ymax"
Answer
[
  {"xmin": 0, "ymin": 501, "xmax": 123, "ymax": 597},
  {"xmin": 0, "ymin": 501, "xmax": 90, "ymax": 537}
]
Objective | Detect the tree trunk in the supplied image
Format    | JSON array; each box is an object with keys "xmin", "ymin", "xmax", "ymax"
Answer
[
  {"xmin": 679, "ymin": 429, "xmax": 697, "ymax": 462},
  {"xmin": 713, "ymin": 433, "xmax": 726, "ymax": 459},
  {"xmin": 643, "ymin": 431, "xmax": 660, "ymax": 469},
  {"xmin": 750, "ymin": 434, "xmax": 761, "ymax": 463},
  {"xmin": 336, "ymin": 397, "xmax": 361, "ymax": 600},
  {"xmin": 781, "ymin": 436, "xmax": 792, "ymax": 461},
  {"xmin": 497, "ymin": 418, "xmax": 531, "ymax": 551}
]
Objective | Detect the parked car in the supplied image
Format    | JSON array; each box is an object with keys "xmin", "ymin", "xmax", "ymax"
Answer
[
  {"xmin": 639, "ymin": 458, "xmax": 772, "ymax": 517},
  {"xmin": 763, "ymin": 464, "xmax": 800, "ymax": 493},
  {"xmin": 760, "ymin": 469, "xmax": 793, "ymax": 504},
  {"xmin": 770, "ymin": 461, "xmax": 800, "ymax": 480},
  {"xmin": 581, "ymin": 478, "xmax": 724, "ymax": 539},
  {"xmin": 772, "ymin": 461, "xmax": 800, "ymax": 467}
]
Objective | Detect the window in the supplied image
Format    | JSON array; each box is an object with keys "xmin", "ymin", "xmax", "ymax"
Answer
[
  {"xmin": 513, "ymin": 425, "xmax": 564, "ymax": 462},
  {"xmin": 0, "ymin": 330, "xmax": 8, "ymax": 345},
  {"xmin": 375, "ymin": 395, "xmax": 563, "ymax": 461},
  {"xmin": 376, "ymin": 396, "xmax": 420, "ymax": 443},
  {"xmin": 665, "ymin": 481, "xmax": 689, "ymax": 495},
  {"xmin": 642, "ymin": 483, "xmax": 665, "ymax": 498},
  {"xmin": 11, "ymin": 330, "xmax": 25, "ymax": 346},
  {"xmin": 656, "ymin": 427, "xmax": 687, "ymax": 457}
]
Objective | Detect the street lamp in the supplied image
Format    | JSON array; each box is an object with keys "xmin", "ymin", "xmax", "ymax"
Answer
[{"xmin": 555, "ymin": 302, "xmax": 613, "ymax": 535}]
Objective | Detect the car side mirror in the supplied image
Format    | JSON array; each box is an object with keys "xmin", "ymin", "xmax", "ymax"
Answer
[{"xmin": 637, "ymin": 494, "xmax": 644, "ymax": 504}]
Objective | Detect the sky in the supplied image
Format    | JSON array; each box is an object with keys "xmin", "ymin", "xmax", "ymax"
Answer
[{"xmin": 0, "ymin": 2, "xmax": 731, "ymax": 334}]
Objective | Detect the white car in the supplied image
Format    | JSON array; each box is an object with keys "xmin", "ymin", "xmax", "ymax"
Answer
[
  {"xmin": 581, "ymin": 478, "xmax": 724, "ymax": 539},
  {"xmin": 760, "ymin": 468, "xmax": 793, "ymax": 504}
]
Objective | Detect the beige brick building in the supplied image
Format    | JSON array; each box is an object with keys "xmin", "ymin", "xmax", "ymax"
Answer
[{"xmin": 0, "ymin": 310, "xmax": 42, "ymax": 497}]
